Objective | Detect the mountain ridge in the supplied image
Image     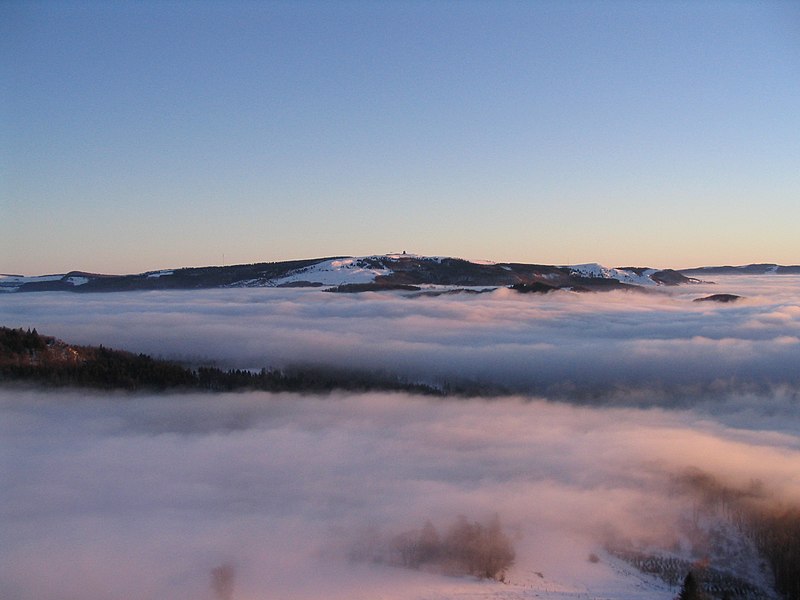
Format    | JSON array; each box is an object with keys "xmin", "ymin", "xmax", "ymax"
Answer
[
  {"xmin": 2, "ymin": 254, "xmax": 797, "ymax": 294},
  {"xmin": 678, "ymin": 263, "xmax": 800, "ymax": 275},
  {"xmin": 0, "ymin": 254, "xmax": 696, "ymax": 294}
]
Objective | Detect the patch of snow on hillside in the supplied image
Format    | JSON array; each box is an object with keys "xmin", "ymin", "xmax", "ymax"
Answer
[
  {"xmin": 0, "ymin": 274, "xmax": 65, "ymax": 292},
  {"xmin": 64, "ymin": 276, "xmax": 89, "ymax": 286},
  {"xmin": 566, "ymin": 264, "xmax": 659, "ymax": 286},
  {"xmin": 384, "ymin": 253, "xmax": 449, "ymax": 263},
  {"xmin": 0, "ymin": 276, "xmax": 24, "ymax": 292},
  {"xmin": 270, "ymin": 257, "xmax": 394, "ymax": 286},
  {"xmin": 146, "ymin": 270, "xmax": 174, "ymax": 279},
  {"xmin": 385, "ymin": 252, "xmax": 422, "ymax": 259}
]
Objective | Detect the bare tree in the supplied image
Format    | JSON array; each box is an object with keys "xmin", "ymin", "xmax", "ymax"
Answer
[{"xmin": 210, "ymin": 563, "xmax": 235, "ymax": 600}]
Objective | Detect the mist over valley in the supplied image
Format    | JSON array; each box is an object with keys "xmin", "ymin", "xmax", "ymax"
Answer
[{"xmin": 2, "ymin": 273, "xmax": 800, "ymax": 599}]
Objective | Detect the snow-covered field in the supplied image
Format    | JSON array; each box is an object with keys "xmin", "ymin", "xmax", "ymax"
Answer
[{"xmin": 1, "ymin": 275, "xmax": 799, "ymax": 600}]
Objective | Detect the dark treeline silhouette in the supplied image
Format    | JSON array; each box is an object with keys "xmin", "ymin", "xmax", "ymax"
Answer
[
  {"xmin": 195, "ymin": 364, "xmax": 443, "ymax": 395},
  {"xmin": 0, "ymin": 326, "xmax": 442, "ymax": 395},
  {"xmin": 1, "ymin": 325, "xmax": 195, "ymax": 390},
  {"xmin": 0, "ymin": 326, "xmax": 47, "ymax": 354}
]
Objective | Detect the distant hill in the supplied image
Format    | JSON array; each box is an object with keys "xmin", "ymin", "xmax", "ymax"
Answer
[
  {"xmin": 679, "ymin": 263, "xmax": 800, "ymax": 276},
  {"xmin": 0, "ymin": 254, "xmax": 706, "ymax": 294}
]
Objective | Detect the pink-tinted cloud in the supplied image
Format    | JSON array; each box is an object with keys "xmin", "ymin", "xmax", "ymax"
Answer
[{"xmin": 1, "ymin": 390, "xmax": 799, "ymax": 599}]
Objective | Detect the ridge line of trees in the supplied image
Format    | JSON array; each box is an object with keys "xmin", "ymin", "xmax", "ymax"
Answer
[{"xmin": 0, "ymin": 326, "xmax": 443, "ymax": 395}]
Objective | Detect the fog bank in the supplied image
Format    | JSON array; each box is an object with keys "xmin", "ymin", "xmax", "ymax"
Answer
[
  {"xmin": 2, "ymin": 275, "xmax": 799, "ymax": 597},
  {"xmin": 2, "ymin": 389, "xmax": 799, "ymax": 599},
  {"xmin": 1, "ymin": 275, "xmax": 798, "ymax": 401}
]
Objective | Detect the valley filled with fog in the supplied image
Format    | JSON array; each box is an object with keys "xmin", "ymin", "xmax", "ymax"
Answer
[
  {"xmin": 2, "ymin": 275, "xmax": 799, "ymax": 402},
  {"xmin": 2, "ymin": 276, "xmax": 799, "ymax": 599}
]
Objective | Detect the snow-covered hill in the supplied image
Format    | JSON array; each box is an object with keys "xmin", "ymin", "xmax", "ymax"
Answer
[
  {"xmin": 565, "ymin": 263, "xmax": 660, "ymax": 286},
  {"xmin": 0, "ymin": 254, "xmax": 710, "ymax": 293},
  {"xmin": 256, "ymin": 256, "xmax": 396, "ymax": 287}
]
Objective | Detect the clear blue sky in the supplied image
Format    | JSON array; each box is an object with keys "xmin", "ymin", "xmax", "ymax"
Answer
[{"xmin": 2, "ymin": 0, "xmax": 799, "ymax": 274}]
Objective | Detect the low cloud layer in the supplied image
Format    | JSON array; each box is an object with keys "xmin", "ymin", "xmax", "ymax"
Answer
[
  {"xmin": 1, "ymin": 276, "xmax": 799, "ymax": 598},
  {"xmin": 2, "ymin": 390, "xmax": 799, "ymax": 599},
  {"xmin": 1, "ymin": 275, "xmax": 799, "ymax": 402}
]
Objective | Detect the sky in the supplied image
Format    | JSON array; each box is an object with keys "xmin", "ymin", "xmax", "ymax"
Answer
[{"xmin": 2, "ymin": 0, "xmax": 799, "ymax": 275}]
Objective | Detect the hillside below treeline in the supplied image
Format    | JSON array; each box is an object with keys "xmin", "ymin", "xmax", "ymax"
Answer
[
  {"xmin": 0, "ymin": 254, "xmax": 715, "ymax": 294},
  {"xmin": 0, "ymin": 327, "xmax": 444, "ymax": 395}
]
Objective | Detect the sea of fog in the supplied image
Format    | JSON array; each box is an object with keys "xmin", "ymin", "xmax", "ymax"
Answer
[
  {"xmin": 1, "ymin": 275, "xmax": 799, "ymax": 599},
  {"xmin": 1, "ymin": 275, "xmax": 799, "ymax": 402}
]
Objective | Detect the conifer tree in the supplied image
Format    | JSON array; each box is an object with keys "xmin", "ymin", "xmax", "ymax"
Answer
[{"xmin": 678, "ymin": 571, "xmax": 705, "ymax": 600}]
